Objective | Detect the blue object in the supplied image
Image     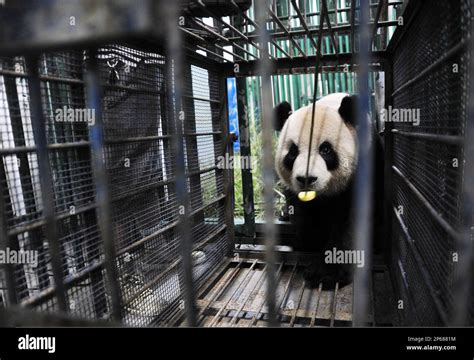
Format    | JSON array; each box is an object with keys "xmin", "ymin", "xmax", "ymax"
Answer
[{"xmin": 227, "ymin": 78, "xmax": 240, "ymax": 152}]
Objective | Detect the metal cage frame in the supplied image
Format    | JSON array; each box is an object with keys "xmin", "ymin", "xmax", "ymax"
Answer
[{"xmin": 0, "ymin": 0, "xmax": 472, "ymax": 327}]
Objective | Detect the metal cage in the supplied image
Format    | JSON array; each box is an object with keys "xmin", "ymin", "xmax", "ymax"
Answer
[{"xmin": 0, "ymin": 0, "xmax": 472, "ymax": 327}]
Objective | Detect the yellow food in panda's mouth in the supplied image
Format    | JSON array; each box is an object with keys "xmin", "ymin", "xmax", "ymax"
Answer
[{"xmin": 298, "ymin": 191, "xmax": 317, "ymax": 202}]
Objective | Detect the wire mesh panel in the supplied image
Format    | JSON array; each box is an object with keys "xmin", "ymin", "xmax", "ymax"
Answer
[
  {"xmin": 0, "ymin": 44, "xmax": 232, "ymax": 326},
  {"xmin": 0, "ymin": 51, "xmax": 111, "ymax": 318},
  {"xmin": 389, "ymin": 0, "xmax": 472, "ymax": 325}
]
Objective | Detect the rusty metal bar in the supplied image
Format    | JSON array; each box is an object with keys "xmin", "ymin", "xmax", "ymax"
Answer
[
  {"xmin": 330, "ymin": 282, "xmax": 339, "ymax": 327},
  {"xmin": 25, "ymin": 55, "xmax": 68, "ymax": 313},
  {"xmin": 352, "ymin": 0, "xmax": 372, "ymax": 327},
  {"xmin": 310, "ymin": 283, "xmax": 323, "ymax": 327},
  {"xmin": 274, "ymin": 263, "xmax": 298, "ymax": 317},
  {"xmin": 289, "ymin": 280, "xmax": 306, "ymax": 327}
]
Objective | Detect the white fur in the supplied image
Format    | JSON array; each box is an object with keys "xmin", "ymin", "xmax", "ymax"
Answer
[{"xmin": 275, "ymin": 93, "xmax": 358, "ymax": 195}]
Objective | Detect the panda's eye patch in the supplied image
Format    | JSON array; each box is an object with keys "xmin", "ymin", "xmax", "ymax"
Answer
[
  {"xmin": 319, "ymin": 141, "xmax": 339, "ymax": 171},
  {"xmin": 319, "ymin": 141, "xmax": 333, "ymax": 155},
  {"xmin": 283, "ymin": 142, "xmax": 299, "ymax": 171}
]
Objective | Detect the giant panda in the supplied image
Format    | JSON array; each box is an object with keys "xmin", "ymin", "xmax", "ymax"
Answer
[{"xmin": 274, "ymin": 93, "xmax": 383, "ymax": 288}]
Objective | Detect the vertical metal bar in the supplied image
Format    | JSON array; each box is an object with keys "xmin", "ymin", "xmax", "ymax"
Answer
[
  {"xmin": 275, "ymin": 263, "xmax": 298, "ymax": 315},
  {"xmin": 352, "ymin": 0, "xmax": 373, "ymax": 327},
  {"xmin": 289, "ymin": 280, "xmax": 305, "ymax": 327},
  {"xmin": 369, "ymin": 273, "xmax": 375, "ymax": 326},
  {"xmin": 382, "ymin": 60, "xmax": 394, "ymax": 265},
  {"xmin": 25, "ymin": 56, "xmax": 67, "ymax": 312},
  {"xmin": 164, "ymin": 3, "xmax": 197, "ymax": 327},
  {"xmin": 255, "ymin": 0, "xmax": 278, "ymax": 327},
  {"xmin": 452, "ymin": 5, "xmax": 474, "ymax": 326},
  {"xmin": 322, "ymin": 0, "xmax": 339, "ymax": 55},
  {"xmin": 85, "ymin": 50, "xmax": 122, "ymax": 322},
  {"xmin": 236, "ymin": 76, "xmax": 256, "ymax": 239},
  {"xmin": 309, "ymin": 283, "xmax": 323, "ymax": 327},
  {"xmin": 370, "ymin": 0, "xmax": 386, "ymax": 49},
  {"xmin": 330, "ymin": 282, "xmax": 339, "ymax": 327},
  {"xmin": 350, "ymin": 0, "xmax": 356, "ymax": 55},
  {"xmin": 0, "ymin": 158, "xmax": 17, "ymax": 308}
]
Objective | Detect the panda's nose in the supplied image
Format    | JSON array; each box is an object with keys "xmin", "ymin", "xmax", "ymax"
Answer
[{"xmin": 296, "ymin": 176, "xmax": 318, "ymax": 186}]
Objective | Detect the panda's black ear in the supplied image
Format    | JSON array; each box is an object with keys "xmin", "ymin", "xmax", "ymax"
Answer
[
  {"xmin": 273, "ymin": 101, "xmax": 292, "ymax": 131},
  {"xmin": 338, "ymin": 95, "xmax": 358, "ymax": 125}
]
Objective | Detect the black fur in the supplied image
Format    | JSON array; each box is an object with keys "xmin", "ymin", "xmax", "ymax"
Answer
[
  {"xmin": 319, "ymin": 141, "xmax": 339, "ymax": 171},
  {"xmin": 274, "ymin": 101, "xmax": 292, "ymax": 131},
  {"xmin": 283, "ymin": 142, "xmax": 299, "ymax": 171},
  {"xmin": 285, "ymin": 182, "xmax": 354, "ymax": 289},
  {"xmin": 338, "ymin": 95, "xmax": 358, "ymax": 125}
]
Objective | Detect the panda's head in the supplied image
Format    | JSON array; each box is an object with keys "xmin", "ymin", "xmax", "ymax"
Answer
[{"xmin": 275, "ymin": 93, "xmax": 358, "ymax": 197}]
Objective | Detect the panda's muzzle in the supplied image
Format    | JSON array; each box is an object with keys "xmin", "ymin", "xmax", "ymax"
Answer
[{"xmin": 296, "ymin": 176, "xmax": 318, "ymax": 187}]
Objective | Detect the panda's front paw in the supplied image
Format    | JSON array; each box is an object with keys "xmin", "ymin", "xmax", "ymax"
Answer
[
  {"xmin": 303, "ymin": 259, "xmax": 326, "ymax": 288},
  {"xmin": 304, "ymin": 260, "xmax": 352, "ymax": 290}
]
